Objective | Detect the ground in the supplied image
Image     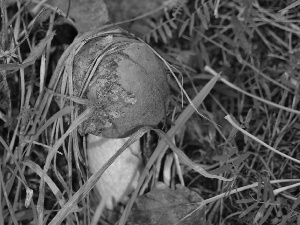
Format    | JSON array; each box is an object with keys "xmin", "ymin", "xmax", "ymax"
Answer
[{"xmin": 0, "ymin": 0, "xmax": 300, "ymax": 225}]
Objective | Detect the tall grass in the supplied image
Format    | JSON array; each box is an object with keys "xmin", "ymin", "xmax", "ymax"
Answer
[{"xmin": 1, "ymin": 0, "xmax": 300, "ymax": 224}]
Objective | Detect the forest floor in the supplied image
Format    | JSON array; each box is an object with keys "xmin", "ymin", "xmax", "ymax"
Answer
[{"xmin": 0, "ymin": 0, "xmax": 300, "ymax": 225}]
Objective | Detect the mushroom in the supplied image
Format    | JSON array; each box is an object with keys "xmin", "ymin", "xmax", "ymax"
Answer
[
  {"xmin": 87, "ymin": 134, "xmax": 142, "ymax": 209},
  {"xmin": 57, "ymin": 27, "xmax": 169, "ymax": 209}
]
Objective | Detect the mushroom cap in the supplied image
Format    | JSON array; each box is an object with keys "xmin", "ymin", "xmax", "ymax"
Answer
[{"xmin": 72, "ymin": 28, "xmax": 169, "ymax": 138}]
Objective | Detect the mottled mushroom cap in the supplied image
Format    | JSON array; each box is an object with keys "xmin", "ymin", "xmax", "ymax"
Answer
[{"xmin": 72, "ymin": 28, "xmax": 169, "ymax": 138}]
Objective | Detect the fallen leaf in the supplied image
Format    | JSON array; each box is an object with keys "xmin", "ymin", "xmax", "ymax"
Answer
[
  {"xmin": 127, "ymin": 183, "xmax": 206, "ymax": 225},
  {"xmin": 47, "ymin": 0, "xmax": 109, "ymax": 32}
]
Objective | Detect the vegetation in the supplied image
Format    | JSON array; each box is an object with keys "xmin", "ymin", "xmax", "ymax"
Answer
[{"xmin": 1, "ymin": 0, "xmax": 300, "ymax": 224}]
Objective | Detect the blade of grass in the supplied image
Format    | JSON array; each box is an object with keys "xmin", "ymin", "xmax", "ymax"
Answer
[
  {"xmin": 119, "ymin": 70, "xmax": 222, "ymax": 225},
  {"xmin": 0, "ymin": 175, "xmax": 3, "ymax": 224},
  {"xmin": 212, "ymin": 73, "xmax": 300, "ymax": 115},
  {"xmin": 0, "ymin": 136, "xmax": 28, "ymax": 187},
  {"xmin": 225, "ymin": 115, "xmax": 300, "ymax": 164},
  {"xmin": 28, "ymin": 106, "xmax": 74, "ymax": 146},
  {"xmin": 22, "ymin": 160, "xmax": 68, "ymax": 207},
  {"xmin": 48, "ymin": 126, "xmax": 149, "ymax": 225},
  {"xmin": 37, "ymin": 107, "xmax": 93, "ymax": 224},
  {"xmin": 155, "ymin": 129, "xmax": 233, "ymax": 181},
  {"xmin": 22, "ymin": 32, "xmax": 55, "ymax": 65},
  {"xmin": 0, "ymin": 168, "xmax": 18, "ymax": 225},
  {"xmin": 197, "ymin": 31, "xmax": 292, "ymax": 93},
  {"xmin": 203, "ymin": 179, "xmax": 300, "ymax": 205}
]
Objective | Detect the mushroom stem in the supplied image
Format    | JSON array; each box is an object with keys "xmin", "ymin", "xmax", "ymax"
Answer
[{"xmin": 87, "ymin": 133, "xmax": 142, "ymax": 209}]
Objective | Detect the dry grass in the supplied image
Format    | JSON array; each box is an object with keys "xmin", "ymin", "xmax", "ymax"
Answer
[{"xmin": 1, "ymin": 0, "xmax": 300, "ymax": 224}]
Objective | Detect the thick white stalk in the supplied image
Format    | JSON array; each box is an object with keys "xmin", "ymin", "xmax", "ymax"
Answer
[{"xmin": 87, "ymin": 134, "xmax": 142, "ymax": 209}]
